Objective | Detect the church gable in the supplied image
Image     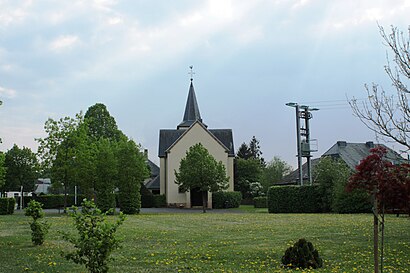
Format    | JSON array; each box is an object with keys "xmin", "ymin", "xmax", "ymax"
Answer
[{"xmin": 167, "ymin": 121, "xmax": 229, "ymax": 156}]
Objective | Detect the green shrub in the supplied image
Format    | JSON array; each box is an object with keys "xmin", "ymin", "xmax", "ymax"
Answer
[
  {"xmin": 153, "ymin": 195, "xmax": 166, "ymax": 208},
  {"xmin": 267, "ymin": 186, "xmax": 322, "ymax": 213},
  {"xmin": 0, "ymin": 198, "xmax": 16, "ymax": 215},
  {"xmin": 25, "ymin": 200, "xmax": 50, "ymax": 245},
  {"xmin": 0, "ymin": 198, "xmax": 9, "ymax": 215},
  {"xmin": 141, "ymin": 183, "xmax": 155, "ymax": 208},
  {"xmin": 253, "ymin": 196, "xmax": 267, "ymax": 208},
  {"xmin": 96, "ymin": 192, "xmax": 116, "ymax": 213},
  {"xmin": 212, "ymin": 191, "xmax": 242, "ymax": 209},
  {"xmin": 7, "ymin": 198, "xmax": 15, "ymax": 214},
  {"xmin": 119, "ymin": 188, "xmax": 141, "ymax": 214},
  {"xmin": 332, "ymin": 188, "xmax": 372, "ymax": 213},
  {"xmin": 282, "ymin": 238, "xmax": 323, "ymax": 269},
  {"xmin": 23, "ymin": 194, "xmax": 86, "ymax": 209},
  {"xmin": 62, "ymin": 199, "xmax": 125, "ymax": 273}
]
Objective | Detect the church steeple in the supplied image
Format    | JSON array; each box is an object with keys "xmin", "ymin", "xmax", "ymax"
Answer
[{"xmin": 177, "ymin": 80, "xmax": 204, "ymax": 129}]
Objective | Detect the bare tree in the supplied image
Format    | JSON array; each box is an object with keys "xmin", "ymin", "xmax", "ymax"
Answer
[{"xmin": 350, "ymin": 25, "xmax": 410, "ymax": 150}]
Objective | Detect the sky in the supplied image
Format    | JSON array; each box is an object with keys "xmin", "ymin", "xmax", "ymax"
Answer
[{"xmin": 0, "ymin": 0, "xmax": 409, "ymax": 167}]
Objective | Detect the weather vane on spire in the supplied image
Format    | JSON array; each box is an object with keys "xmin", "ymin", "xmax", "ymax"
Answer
[{"xmin": 189, "ymin": 65, "xmax": 195, "ymax": 82}]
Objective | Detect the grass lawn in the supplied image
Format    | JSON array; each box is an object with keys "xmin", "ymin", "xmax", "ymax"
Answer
[{"xmin": 0, "ymin": 209, "xmax": 409, "ymax": 273}]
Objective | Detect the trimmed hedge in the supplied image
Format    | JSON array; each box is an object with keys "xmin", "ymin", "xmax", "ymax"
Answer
[
  {"xmin": 212, "ymin": 191, "xmax": 242, "ymax": 209},
  {"xmin": 23, "ymin": 194, "xmax": 86, "ymax": 209},
  {"xmin": 253, "ymin": 196, "xmax": 267, "ymax": 208},
  {"xmin": 0, "ymin": 198, "xmax": 15, "ymax": 215},
  {"xmin": 153, "ymin": 195, "xmax": 166, "ymax": 208},
  {"xmin": 267, "ymin": 186, "xmax": 322, "ymax": 213}
]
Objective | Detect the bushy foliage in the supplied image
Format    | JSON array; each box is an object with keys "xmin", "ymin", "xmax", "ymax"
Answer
[
  {"xmin": 116, "ymin": 140, "xmax": 147, "ymax": 214},
  {"xmin": 260, "ymin": 156, "xmax": 292, "ymax": 192},
  {"xmin": 267, "ymin": 186, "xmax": 322, "ymax": 213},
  {"xmin": 282, "ymin": 238, "xmax": 323, "ymax": 269},
  {"xmin": 62, "ymin": 199, "xmax": 125, "ymax": 273},
  {"xmin": 212, "ymin": 191, "xmax": 242, "ymax": 209},
  {"xmin": 7, "ymin": 198, "xmax": 15, "ymax": 214},
  {"xmin": 153, "ymin": 194, "xmax": 166, "ymax": 207},
  {"xmin": 249, "ymin": 181, "xmax": 264, "ymax": 197},
  {"xmin": 253, "ymin": 196, "xmax": 267, "ymax": 208},
  {"xmin": 25, "ymin": 200, "xmax": 50, "ymax": 245},
  {"xmin": 0, "ymin": 198, "xmax": 12, "ymax": 214},
  {"xmin": 140, "ymin": 183, "xmax": 155, "ymax": 208},
  {"xmin": 23, "ymin": 194, "xmax": 85, "ymax": 209}
]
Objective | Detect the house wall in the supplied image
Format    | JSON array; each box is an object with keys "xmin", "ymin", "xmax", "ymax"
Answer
[{"xmin": 165, "ymin": 123, "xmax": 234, "ymax": 208}]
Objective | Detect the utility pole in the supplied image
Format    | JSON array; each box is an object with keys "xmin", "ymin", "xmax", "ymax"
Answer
[{"xmin": 286, "ymin": 103, "xmax": 319, "ymax": 186}]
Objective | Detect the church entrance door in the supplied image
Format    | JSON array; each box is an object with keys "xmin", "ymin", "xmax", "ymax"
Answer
[{"xmin": 190, "ymin": 187, "xmax": 206, "ymax": 207}]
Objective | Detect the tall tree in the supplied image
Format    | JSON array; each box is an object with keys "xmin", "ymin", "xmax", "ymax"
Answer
[
  {"xmin": 260, "ymin": 157, "xmax": 292, "ymax": 192},
  {"xmin": 350, "ymin": 25, "xmax": 410, "ymax": 149},
  {"xmin": 347, "ymin": 146, "xmax": 409, "ymax": 273},
  {"xmin": 94, "ymin": 139, "xmax": 117, "ymax": 212},
  {"xmin": 84, "ymin": 103, "xmax": 123, "ymax": 141},
  {"xmin": 116, "ymin": 139, "xmax": 148, "ymax": 214},
  {"xmin": 234, "ymin": 158, "xmax": 262, "ymax": 199},
  {"xmin": 249, "ymin": 136, "xmax": 264, "ymax": 165},
  {"xmin": 3, "ymin": 145, "xmax": 38, "ymax": 192},
  {"xmin": 37, "ymin": 113, "xmax": 83, "ymax": 209},
  {"xmin": 236, "ymin": 143, "xmax": 251, "ymax": 160},
  {"xmin": 175, "ymin": 143, "xmax": 229, "ymax": 213}
]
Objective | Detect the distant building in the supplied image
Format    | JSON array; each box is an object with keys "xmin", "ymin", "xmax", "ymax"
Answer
[
  {"xmin": 158, "ymin": 79, "xmax": 234, "ymax": 208},
  {"xmin": 282, "ymin": 141, "xmax": 406, "ymax": 185},
  {"xmin": 34, "ymin": 178, "xmax": 51, "ymax": 195}
]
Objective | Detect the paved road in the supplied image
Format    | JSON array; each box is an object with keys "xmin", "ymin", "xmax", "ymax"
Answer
[{"xmin": 14, "ymin": 207, "xmax": 244, "ymax": 215}]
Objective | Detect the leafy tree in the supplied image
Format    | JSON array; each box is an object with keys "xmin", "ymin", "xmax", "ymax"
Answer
[
  {"xmin": 94, "ymin": 139, "xmax": 117, "ymax": 212},
  {"xmin": 347, "ymin": 146, "xmax": 409, "ymax": 273},
  {"xmin": 37, "ymin": 114, "xmax": 84, "ymax": 209},
  {"xmin": 260, "ymin": 157, "xmax": 292, "ymax": 192},
  {"xmin": 3, "ymin": 144, "xmax": 38, "ymax": 192},
  {"xmin": 62, "ymin": 199, "xmax": 125, "ymax": 273},
  {"xmin": 84, "ymin": 103, "xmax": 123, "ymax": 141},
  {"xmin": 175, "ymin": 143, "xmax": 229, "ymax": 213},
  {"xmin": 234, "ymin": 158, "xmax": 262, "ymax": 199},
  {"xmin": 0, "ymin": 152, "xmax": 6, "ymax": 190},
  {"xmin": 116, "ymin": 139, "xmax": 148, "ymax": 214},
  {"xmin": 314, "ymin": 157, "xmax": 350, "ymax": 212},
  {"xmin": 350, "ymin": 25, "xmax": 410, "ymax": 149}
]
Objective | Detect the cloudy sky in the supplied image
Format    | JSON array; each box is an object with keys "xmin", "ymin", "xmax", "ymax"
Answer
[{"xmin": 0, "ymin": 0, "xmax": 409, "ymax": 167}]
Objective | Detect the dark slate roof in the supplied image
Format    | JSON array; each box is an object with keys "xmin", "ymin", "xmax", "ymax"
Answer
[
  {"xmin": 145, "ymin": 175, "xmax": 160, "ymax": 190},
  {"xmin": 158, "ymin": 127, "xmax": 235, "ymax": 157},
  {"xmin": 146, "ymin": 159, "xmax": 160, "ymax": 177},
  {"xmin": 281, "ymin": 158, "xmax": 321, "ymax": 185},
  {"xmin": 283, "ymin": 141, "xmax": 406, "ymax": 184},
  {"xmin": 178, "ymin": 82, "xmax": 203, "ymax": 129},
  {"xmin": 322, "ymin": 141, "xmax": 405, "ymax": 169}
]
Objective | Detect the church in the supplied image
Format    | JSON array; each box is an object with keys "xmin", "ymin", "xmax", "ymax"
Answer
[{"xmin": 158, "ymin": 78, "xmax": 235, "ymax": 208}]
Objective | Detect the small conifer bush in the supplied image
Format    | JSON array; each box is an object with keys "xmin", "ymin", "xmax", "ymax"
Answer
[
  {"xmin": 25, "ymin": 200, "xmax": 50, "ymax": 245},
  {"xmin": 281, "ymin": 238, "xmax": 323, "ymax": 269}
]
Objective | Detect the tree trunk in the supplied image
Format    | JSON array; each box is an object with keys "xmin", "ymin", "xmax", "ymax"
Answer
[
  {"xmin": 201, "ymin": 191, "xmax": 207, "ymax": 213},
  {"xmin": 380, "ymin": 204, "xmax": 385, "ymax": 273},
  {"xmin": 373, "ymin": 194, "xmax": 379, "ymax": 273}
]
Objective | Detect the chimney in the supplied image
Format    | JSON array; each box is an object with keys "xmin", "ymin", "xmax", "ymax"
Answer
[
  {"xmin": 337, "ymin": 141, "xmax": 347, "ymax": 147},
  {"xmin": 366, "ymin": 141, "xmax": 374, "ymax": 148}
]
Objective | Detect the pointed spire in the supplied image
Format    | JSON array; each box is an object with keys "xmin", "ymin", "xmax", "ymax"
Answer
[{"xmin": 178, "ymin": 81, "xmax": 204, "ymax": 129}]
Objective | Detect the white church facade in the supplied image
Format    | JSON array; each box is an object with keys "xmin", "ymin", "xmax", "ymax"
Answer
[{"xmin": 158, "ymin": 79, "xmax": 235, "ymax": 208}]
